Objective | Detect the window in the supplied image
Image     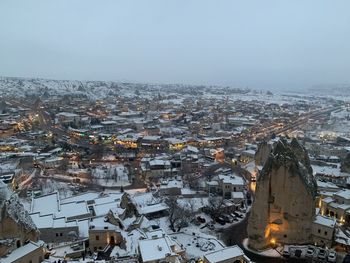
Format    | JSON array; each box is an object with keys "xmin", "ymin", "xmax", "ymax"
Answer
[
  {"xmin": 325, "ymin": 231, "xmax": 327, "ymax": 236},
  {"xmin": 318, "ymin": 229, "xmax": 321, "ymax": 234},
  {"xmin": 60, "ymin": 233, "xmax": 63, "ymax": 236},
  {"xmin": 96, "ymin": 235, "xmax": 99, "ymax": 241},
  {"xmin": 56, "ymin": 233, "xmax": 58, "ymax": 237}
]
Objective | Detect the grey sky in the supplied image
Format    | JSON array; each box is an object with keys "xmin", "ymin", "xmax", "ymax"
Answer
[{"xmin": 0, "ymin": 1, "xmax": 350, "ymax": 90}]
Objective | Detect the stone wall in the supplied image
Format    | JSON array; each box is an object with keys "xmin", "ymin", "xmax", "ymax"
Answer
[
  {"xmin": 38, "ymin": 226, "xmax": 79, "ymax": 243},
  {"xmin": 0, "ymin": 211, "xmax": 39, "ymax": 257}
]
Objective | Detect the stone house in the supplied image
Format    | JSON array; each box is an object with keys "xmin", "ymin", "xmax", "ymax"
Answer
[
  {"xmin": 312, "ymin": 215, "xmax": 336, "ymax": 247},
  {"xmin": 88, "ymin": 217, "xmax": 124, "ymax": 251},
  {"xmin": 1, "ymin": 240, "xmax": 45, "ymax": 263},
  {"xmin": 218, "ymin": 174, "xmax": 245, "ymax": 199}
]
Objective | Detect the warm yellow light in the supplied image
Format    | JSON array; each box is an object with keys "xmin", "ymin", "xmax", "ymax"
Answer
[
  {"xmin": 270, "ymin": 224, "xmax": 280, "ymax": 232},
  {"xmin": 270, "ymin": 238, "xmax": 276, "ymax": 247},
  {"xmin": 264, "ymin": 226, "xmax": 271, "ymax": 238},
  {"xmin": 318, "ymin": 199, "xmax": 322, "ymax": 208},
  {"xmin": 340, "ymin": 216, "xmax": 346, "ymax": 224}
]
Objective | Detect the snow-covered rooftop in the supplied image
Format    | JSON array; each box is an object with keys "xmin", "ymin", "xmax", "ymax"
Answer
[
  {"xmin": 2, "ymin": 241, "xmax": 44, "ymax": 263},
  {"xmin": 218, "ymin": 174, "xmax": 245, "ymax": 185},
  {"xmin": 335, "ymin": 189, "xmax": 350, "ymax": 200},
  {"xmin": 314, "ymin": 215, "xmax": 336, "ymax": 228},
  {"xmin": 30, "ymin": 192, "xmax": 60, "ymax": 215},
  {"xmin": 139, "ymin": 237, "xmax": 173, "ymax": 262},
  {"xmin": 204, "ymin": 245, "xmax": 246, "ymax": 263}
]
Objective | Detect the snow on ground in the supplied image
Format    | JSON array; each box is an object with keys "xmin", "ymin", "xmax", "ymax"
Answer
[
  {"xmin": 110, "ymin": 229, "xmax": 146, "ymax": 258},
  {"xmin": 242, "ymin": 238, "xmax": 282, "ymax": 258},
  {"xmin": 124, "ymin": 188, "xmax": 147, "ymax": 195},
  {"xmin": 45, "ymin": 242, "xmax": 99, "ymax": 263},
  {"xmin": 145, "ymin": 214, "xmax": 237, "ymax": 260},
  {"xmin": 40, "ymin": 179, "xmax": 74, "ymax": 197},
  {"xmin": 92, "ymin": 164, "xmax": 130, "ymax": 187},
  {"xmin": 169, "ymin": 228, "xmax": 225, "ymax": 259},
  {"xmin": 19, "ymin": 178, "xmax": 75, "ymax": 210}
]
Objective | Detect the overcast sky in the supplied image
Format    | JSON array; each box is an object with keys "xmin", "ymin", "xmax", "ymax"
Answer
[{"xmin": 1, "ymin": 1, "xmax": 350, "ymax": 90}]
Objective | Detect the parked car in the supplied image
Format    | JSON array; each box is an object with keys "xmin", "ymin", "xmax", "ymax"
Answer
[
  {"xmin": 197, "ymin": 216, "xmax": 206, "ymax": 224},
  {"xmin": 215, "ymin": 217, "xmax": 226, "ymax": 225},
  {"xmin": 293, "ymin": 249, "xmax": 302, "ymax": 258},
  {"xmin": 222, "ymin": 214, "xmax": 234, "ymax": 223},
  {"xmin": 207, "ymin": 223, "xmax": 215, "ymax": 230},
  {"xmin": 233, "ymin": 211, "xmax": 243, "ymax": 218},
  {"xmin": 327, "ymin": 250, "xmax": 337, "ymax": 262},
  {"xmin": 318, "ymin": 249, "xmax": 327, "ymax": 261},
  {"xmin": 230, "ymin": 213, "xmax": 238, "ymax": 221},
  {"xmin": 282, "ymin": 246, "xmax": 290, "ymax": 258},
  {"xmin": 305, "ymin": 246, "xmax": 316, "ymax": 258}
]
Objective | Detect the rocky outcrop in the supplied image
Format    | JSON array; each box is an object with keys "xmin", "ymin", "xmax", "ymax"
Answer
[
  {"xmin": 0, "ymin": 181, "xmax": 39, "ymax": 256},
  {"xmin": 255, "ymin": 141, "xmax": 273, "ymax": 166},
  {"xmin": 290, "ymin": 138, "xmax": 313, "ymax": 175},
  {"xmin": 248, "ymin": 139, "xmax": 316, "ymax": 250}
]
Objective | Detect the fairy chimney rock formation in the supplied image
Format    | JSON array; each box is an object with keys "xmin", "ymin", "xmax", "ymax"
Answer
[{"xmin": 248, "ymin": 139, "xmax": 316, "ymax": 250}]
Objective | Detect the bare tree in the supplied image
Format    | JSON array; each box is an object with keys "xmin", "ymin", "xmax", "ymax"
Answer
[
  {"xmin": 166, "ymin": 197, "xmax": 191, "ymax": 232},
  {"xmin": 206, "ymin": 196, "xmax": 224, "ymax": 219},
  {"xmin": 185, "ymin": 173, "xmax": 200, "ymax": 189}
]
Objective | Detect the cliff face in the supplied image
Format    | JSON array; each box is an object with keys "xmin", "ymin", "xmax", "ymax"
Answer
[
  {"xmin": 254, "ymin": 141, "xmax": 273, "ymax": 166},
  {"xmin": 0, "ymin": 181, "xmax": 39, "ymax": 256},
  {"xmin": 248, "ymin": 139, "xmax": 316, "ymax": 250}
]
